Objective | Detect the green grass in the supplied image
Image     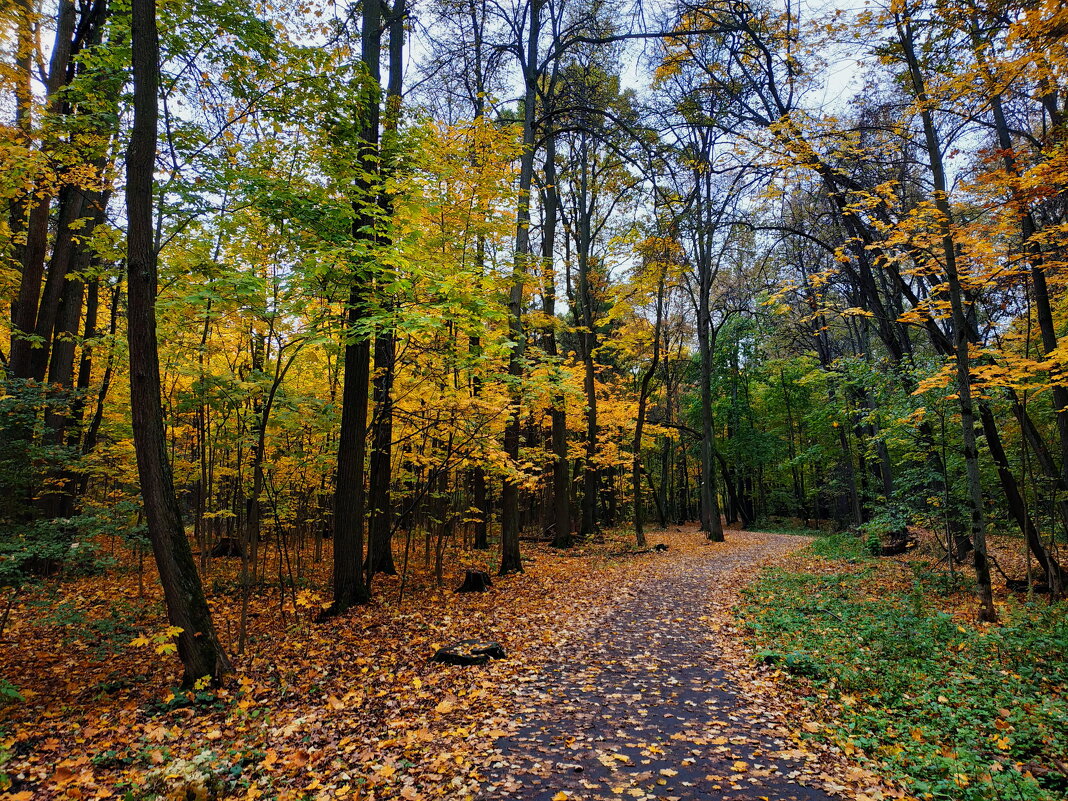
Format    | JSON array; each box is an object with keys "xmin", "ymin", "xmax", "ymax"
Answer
[
  {"xmin": 750, "ymin": 519, "xmax": 828, "ymax": 538},
  {"xmin": 739, "ymin": 537, "xmax": 1068, "ymax": 800}
]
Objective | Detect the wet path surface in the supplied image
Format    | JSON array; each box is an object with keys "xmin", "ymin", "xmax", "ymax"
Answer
[{"xmin": 480, "ymin": 533, "xmax": 840, "ymax": 801}]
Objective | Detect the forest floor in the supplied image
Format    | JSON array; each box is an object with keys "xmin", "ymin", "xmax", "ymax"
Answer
[{"xmin": 2, "ymin": 526, "xmax": 903, "ymax": 800}]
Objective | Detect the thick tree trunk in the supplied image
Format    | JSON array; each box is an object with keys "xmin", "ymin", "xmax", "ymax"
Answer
[
  {"xmin": 331, "ymin": 0, "xmax": 385, "ymax": 611},
  {"xmin": 365, "ymin": 0, "xmax": 407, "ymax": 581},
  {"xmin": 500, "ymin": 0, "xmax": 544, "ymax": 575},
  {"xmin": 573, "ymin": 136, "xmax": 600, "ymax": 540},
  {"xmin": 9, "ymin": 0, "xmax": 77, "ymax": 378},
  {"xmin": 127, "ymin": 0, "xmax": 230, "ymax": 684},
  {"xmin": 697, "ymin": 330, "xmax": 721, "ymax": 540}
]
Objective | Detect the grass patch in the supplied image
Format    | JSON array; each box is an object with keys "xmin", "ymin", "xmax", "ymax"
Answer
[
  {"xmin": 750, "ymin": 519, "xmax": 828, "ymax": 538},
  {"xmin": 807, "ymin": 531, "xmax": 871, "ymax": 560},
  {"xmin": 739, "ymin": 546, "xmax": 1068, "ymax": 800}
]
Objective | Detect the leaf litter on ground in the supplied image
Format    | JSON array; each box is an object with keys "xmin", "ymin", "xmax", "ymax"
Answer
[{"xmin": 1, "ymin": 527, "xmax": 906, "ymax": 800}]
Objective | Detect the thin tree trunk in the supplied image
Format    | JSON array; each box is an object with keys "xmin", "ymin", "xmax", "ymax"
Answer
[
  {"xmin": 9, "ymin": 0, "xmax": 77, "ymax": 378},
  {"xmin": 898, "ymin": 13, "xmax": 994, "ymax": 620},
  {"xmin": 633, "ymin": 258, "xmax": 667, "ymax": 547}
]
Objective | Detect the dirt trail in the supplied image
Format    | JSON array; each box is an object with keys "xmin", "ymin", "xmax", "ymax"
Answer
[{"xmin": 479, "ymin": 530, "xmax": 843, "ymax": 801}]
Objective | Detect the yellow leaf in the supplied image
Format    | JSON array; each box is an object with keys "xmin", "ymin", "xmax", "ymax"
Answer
[
  {"xmin": 552, "ymin": 793, "xmax": 570, "ymax": 801},
  {"xmin": 732, "ymin": 761, "xmax": 749, "ymax": 772}
]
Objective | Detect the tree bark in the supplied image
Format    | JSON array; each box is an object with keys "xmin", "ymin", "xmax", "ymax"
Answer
[
  {"xmin": 127, "ymin": 0, "xmax": 231, "ymax": 683},
  {"xmin": 540, "ymin": 137, "xmax": 571, "ymax": 548},
  {"xmin": 500, "ymin": 0, "xmax": 545, "ymax": 575},
  {"xmin": 331, "ymin": 0, "xmax": 385, "ymax": 611},
  {"xmin": 898, "ymin": 13, "xmax": 995, "ymax": 620},
  {"xmin": 633, "ymin": 256, "xmax": 667, "ymax": 547},
  {"xmin": 366, "ymin": 0, "xmax": 406, "ymax": 581}
]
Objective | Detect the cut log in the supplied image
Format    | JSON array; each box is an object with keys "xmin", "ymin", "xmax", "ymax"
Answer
[
  {"xmin": 608, "ymin": 543, "xmax": 669, "ymax": 557},
  {"xmin": 432, "ymin": 639, "xmax": 506, "ymax": 666},
  {"xmin": 1005, "ymin": 577, "xmax": 1051, "ymax": 594},
  {"xmin": 456, "ymin": 569, "xmax": 493, "ymax": 593}
]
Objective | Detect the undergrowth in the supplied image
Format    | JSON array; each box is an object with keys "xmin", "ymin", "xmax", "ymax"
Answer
[{"xmin": 739, "ymin": 534, "xmax": 1068, "ymax": 801}]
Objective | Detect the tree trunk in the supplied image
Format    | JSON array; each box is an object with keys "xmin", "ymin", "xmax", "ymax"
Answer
[
  {"xmin": 366, "ymin": 322, "xmax": 397, "ymax": 578},
  {"xmin": 127, "ymin": 0, "xmax": 231, "ymax": 684},
  {"xmin": 500, "ymin": 0, "xmax": 544, "ymax": 575},
  {"xmin": 697, "ymin": 291, "xmax": 723, "ymax": 540},
  {"xmin": 9, "ymin": 0, "xmax": 77, "ymax": 378},
  {"xmin": 898, "ymin": 13, "xmax": 995, "ymax": 621},
  {"xmin": 331, "ymin": 0, "xmax": 385, "ymax": 611},
  {"xmin": 633, "ymin": 258, "xmax": 666, "ymax": 547},
  {"xmin": 366, "ymin": 2, "xmax": 406, "ymax": 580},
  {"xmin": 540, "ymin": 137, "xmax": 571, "ymax": 548}
]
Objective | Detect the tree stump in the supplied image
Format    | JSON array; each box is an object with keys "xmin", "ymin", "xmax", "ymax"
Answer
[
  {"xmin": 456, "ymin": 569, "xmax": 493, "ymax": 593},
  {"xmin": 879, "ymin": 530, "xmax": 914, "ymax": 556},
  {"xmin": 210, "ymin": 537, "xmax": 243, "ymax": 558},
  {"xmin": 432, "ymin": 639, "xmax": 506, "ymax": 666}
]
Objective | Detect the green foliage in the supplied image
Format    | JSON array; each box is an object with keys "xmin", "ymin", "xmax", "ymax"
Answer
[
  {"xmin": 858, "ymin": 503, "xmax": 909, "ymax": 542},
  {"xmin": 0, "ymin": 736, "xmax": 12, "ymax": 793},
  {"xmin": 0, "ymin": 519, "xmax": 111, "ymax": 587},
  {"xmin": 808, "ymin": 531, "xmax": 870, "ymax": 561},
  {"xmin": 740, "ymin": 556, "xmax": 1068, "ymax": 800},
  {"xmin": 0, "ymin": 679, "xmax": 22, "ymax": 706},
  {"xmin": 0, "ymin": 379, "xmax": 121, "ymax": 586},
  {"xmin": 26, "ymin": 596, "xmax": 151, "ymax": 659}
]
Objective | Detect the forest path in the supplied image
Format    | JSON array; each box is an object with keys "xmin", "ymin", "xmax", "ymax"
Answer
[{"xmin": 479, "ymin": 529, "xmax": 844, "ymax": 801}]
